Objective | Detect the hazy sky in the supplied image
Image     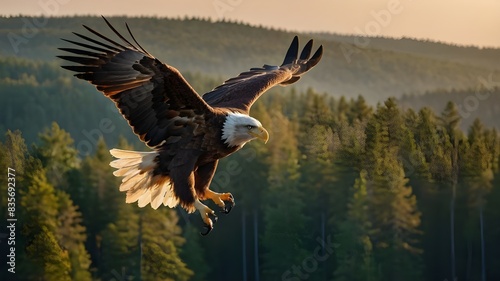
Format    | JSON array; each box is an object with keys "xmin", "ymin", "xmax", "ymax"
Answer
[{"xmin": 3, "ymin": 0, "xmax": 500, "ymax": 47}]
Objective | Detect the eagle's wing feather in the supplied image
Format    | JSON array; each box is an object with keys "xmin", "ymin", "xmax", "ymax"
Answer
[
  {"xmin": 58, "ymin": 17, "xmax": 213, "ymax": 148},
  {"xmin": 202, "ymin": 36, "xmax": 323, "ymax": 113}
]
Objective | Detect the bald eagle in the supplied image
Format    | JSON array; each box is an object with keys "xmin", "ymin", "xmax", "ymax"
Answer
[{"xmin": 59, "ymin": 17, "xmax": 323, "ymax": 235}]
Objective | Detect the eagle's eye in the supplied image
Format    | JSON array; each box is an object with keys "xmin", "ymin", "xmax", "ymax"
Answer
[{"xmin": 246, "ymin": 125, "xmax": 255, "ymax": 130}]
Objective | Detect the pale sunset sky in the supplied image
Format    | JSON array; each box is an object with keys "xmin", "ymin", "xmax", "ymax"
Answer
[{"xmin": 2, "ymin": 0, "xmax": 499, "ymax": 48}]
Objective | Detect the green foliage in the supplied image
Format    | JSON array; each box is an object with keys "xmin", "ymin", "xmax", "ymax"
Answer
[
  {"xmin": 19, "ymin": 162, "xmax": 70, "ymax": 280},
  {"xmin": 5, "ymin": 89, "xmax": 500, "ymax": 280},
  {"xmin": 34, "ymin": 122, "xmax": 78, "ymax": 187},
  {"xmin": 20, "ymin": 163, "xmax": 59, "ymax": 234},
  {"xmin": 259, "ymin": 110, "xmax": 317, "ymax": 280},
  {"xmin": 181, "ymin": 224, "xmax": 211, "ymax": 281},
  {"xmin": 56, "ymin": 191, "xmax": 92, "ymax": 281},
  {"xmin": 99, "ymin": 202, "xmax": 140, "ymax": 280},
  {"xmin": 334, "ymin": 170, "xmax": 379, "ymax": 281},
  {"xmin": 2, "ymin": 33, "xmax": 500, "ymax": 279},
  {"xmin": 141, "ymin": 208, "xmax": 193, "ymax": 281},
  {"xmin": 1, "ymin": 130, "xmax": 28, "ymax": 172},
  {"xmin": 142, "ymin": 242, "xmax": 193, "ymax": 281},
  {"xmin": 0, "ymin": 130, "xmax": 28, "ymax": 217},
  {"xmin": 26, "ymin": 226, "xmax": 72, "ymax": 281},
  {"xmin": 79, "ymin": 138, "xmax": 122, "ymax": 235},
  {"xmin": 400, "ymin": 87, "xmax": 500, "ymax": 132},
  {"xmin": 363, "ymin": 100, "xmax": 423, "ymax": 281}
]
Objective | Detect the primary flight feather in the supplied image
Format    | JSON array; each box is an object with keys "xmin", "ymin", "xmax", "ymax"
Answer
[{"xmin": 59, "ymin": 17, "xmax": 323, "ymax": 235}]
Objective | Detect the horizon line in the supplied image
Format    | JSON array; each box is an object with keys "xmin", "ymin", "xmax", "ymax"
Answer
[{"xmin": 1, "ymin": 13, "xmax": 499, "ymax": 49}]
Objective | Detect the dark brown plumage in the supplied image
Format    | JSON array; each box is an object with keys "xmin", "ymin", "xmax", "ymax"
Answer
[{"xmin": 59, "ymin": 16, "xmax": 323, "ymax": 235}]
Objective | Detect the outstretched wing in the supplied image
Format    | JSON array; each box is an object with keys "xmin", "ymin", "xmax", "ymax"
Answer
[
  {"xmin": 202, "ymin": 36, "xmax": 323, "ymax": 114},
  {"xmin": 58, "ymin": 17, "xmax": 213, "ymax": 148}
]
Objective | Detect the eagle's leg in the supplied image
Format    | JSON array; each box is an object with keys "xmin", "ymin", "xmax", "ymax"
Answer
[
  {"xmin": 169, "ymin": 151, "xmax": 219, "ymax": 235},
  {"xmin": 194, "ymin": 160, "xmax": 234, "ymax": 214},
  {"xmin": 204, "ymin": 189, "xmax": 235, "ymax": 214},
  {"xmin": 195, "ymin": 199, "xmax": 217, "ymax": 236}
]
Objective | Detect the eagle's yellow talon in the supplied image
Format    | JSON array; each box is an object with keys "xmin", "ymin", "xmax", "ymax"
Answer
[
  {"xmin": 195, "ymin": 200, "xmax": 217, "ymax": 235},
  {"xmin": 204, "ymin": 190, "xmax": 235, "ymax": 214}
]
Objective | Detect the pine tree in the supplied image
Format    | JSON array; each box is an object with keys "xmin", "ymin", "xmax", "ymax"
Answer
[
  {"xmin": 20, "ymin": 162, "xmax": 59, "ymax": 236},
  {"xmin": 141, "ymin": 208, "xmax": 193, "ymax": 281},
  {"xmin": 261, "ymin": 111, "xmax": 309, "ymax": 280},
  {"xmin": 2, "ymin": 130, "xmax": 28, "ymax": 173},
  {"xmin": 440, "ymin": 101, "xmax": 464, "ymax": 281},
  {"xmin": 331, "ymin": 109, "xmax": 369, "ymax": 227},
  {"xmin": 298, "ymin": 92, "xmax": 342, "ymax": 222},
  {"xmin": 336, "ymin": 96, "xmax": 349, "ymax": 122},
  {"xmin": 334, "ymin": 170, "xmax": 379, "ymax": 281},
  {"xmin": 99, "ymin": 202, "xmax": 140, "ymax": 280},
  {"xmin": 181, "ymin": 224, "xmax": 211, "ymax": 281},
  {"xmin": 142, "ymin": 241, "xmax": 192, "ymax": 281},
  {"xmin": 20, "ymin": 161, "xmax": 71, "ymax": 280},
  {"xmin": 414, "ymin": 107, "xmax": 447, "ymax": 176},
  {"xmin": 465, "ymin": 119, "xmax": 493, "ymax": 207},
  {"xmin": 363, "ymin": 100, "xmax": 423, "ymax": 281},
  {"xmin": 0, "ymin": 130, "xmax": 28, "ymax": 216},
  {"xmin": 481, "ymin": 127, "xmax": 500, "ymax": 280},
  {"xmin": 485, "ymin": 153, "xmax": 500, "ymax": 279},
  {"xmin": 56, "ymin": 191, "xmax": 92, "ymax": 281},
  {"xmin": 26, "ymin": 226, "xmax": 72, "ymax": 281},
  {"xmin": 347, "ymin": 95, "xmax": 372, "ymax": 124},
  {"xmin": 79, "ymin": 137, "xmax": 123, "ymax": 267},
  {"xmin": 27, "ymin": 123, "xmax": 93, "ymax": 280},
  {"xmin": 301, "ymin": 89, "xmax": 333, "ymax": 129},
  {"xmin": 461, "ymin": 119, "xmax": 493, "ymax": 280},
  {"xmin": 34, "ymin": 122, "xmax": 78, "ymax": 188},
  {"xmin": 412, "ymin": 107, "xmax": 451, "ymax": 279}
]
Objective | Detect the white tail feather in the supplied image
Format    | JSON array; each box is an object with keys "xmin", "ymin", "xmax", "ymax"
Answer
[
  {"xmin": 137, "ymin": 190, "xmax": 152, "ymax": 208},
  {"xmin": 150, "ymin": 183, "xmax": 167, "ymax": 209},
  {"xmin": 109, "ymin": 148, "xmax": 179, "ymax": 210}
]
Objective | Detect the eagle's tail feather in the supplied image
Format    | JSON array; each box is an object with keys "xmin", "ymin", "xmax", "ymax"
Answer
[{"xmin": 109, "ymin": 148, "xmax": 179, "ymax": 210}]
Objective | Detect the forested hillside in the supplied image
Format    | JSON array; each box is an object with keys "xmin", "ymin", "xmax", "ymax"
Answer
[
  {"xmin": 399, "ymin": 86, "xmax": 500, "ymax": 131},
  {"xmin": 0, "ymin": 56, "xmax": 221, "ymax": 148},
  {"xmin": 316, "ymin": 33, "xmax": 500, "ymax": 70},
  {"xmin": 1, "ymin": 16, "xmax": 499, "ymax": 102},
  {"xmin": 2, "ymin": 90, "xmax": 500, "ymax": 281},
  {"xmin": 2, "ymin": 55, "xmax": 499, "ymax": 148}
]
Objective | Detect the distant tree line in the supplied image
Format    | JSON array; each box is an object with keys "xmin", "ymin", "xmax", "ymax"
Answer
[
  {"xmin": 1, "ymin": 15, "xmax": 499, "ymax": 102},
  {"xmin": 399, "ymin": 86, "xmax": 500, "ymax": 131}
]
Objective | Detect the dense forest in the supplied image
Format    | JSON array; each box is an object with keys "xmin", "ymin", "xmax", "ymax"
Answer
[
  {"xmin": 2, "ymin": 55, "xmax": 500, "ymax": 148},
  {"xmin": 2, "ymin": 88, "xmax": 500, "ymax": 280},
  {"xmin": 399, "ymin": 86, "xmax": 500, "ymax": 131},
  {"xmin": 1, "ymin": 15, "xmax": 500, "ymax": 281}
]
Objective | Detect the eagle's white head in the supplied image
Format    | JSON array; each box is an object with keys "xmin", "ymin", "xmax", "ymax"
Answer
[{"xmin": 222, "ymin": 112, "xmax": 269, "ymax": 147}]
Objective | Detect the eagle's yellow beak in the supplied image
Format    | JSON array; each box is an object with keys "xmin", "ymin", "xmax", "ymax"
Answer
[{"xmin": 249, "ymin": 127, "xmax": 269, "ymax": 144}]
